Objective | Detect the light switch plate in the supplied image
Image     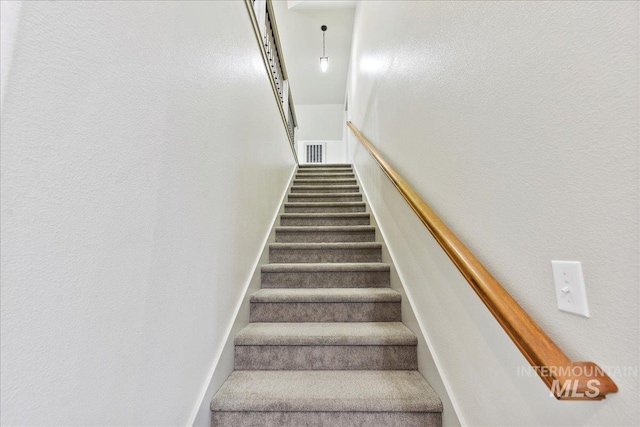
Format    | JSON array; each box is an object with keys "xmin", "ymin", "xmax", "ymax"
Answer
[{"xmin": 551, "ymin": 261, "xmax": 590, "ymax": 317}]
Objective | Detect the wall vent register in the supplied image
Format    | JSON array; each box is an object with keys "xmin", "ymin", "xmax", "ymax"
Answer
[{"xmin": 305, "ymin": 143, "xmax": 324, "ymax": 164}]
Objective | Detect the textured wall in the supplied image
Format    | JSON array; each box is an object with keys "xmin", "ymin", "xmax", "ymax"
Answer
[
  {"xmin": 348, "ymin": 1, "xmax": 639, "ymax": 426},
  {"xmin": 296, "ymin": 104, "xmax": 345, "ymax": 140},
  {"xmin": 296, "ymin": 104, "xmax": 347, "ymax": 164},
  {"xmin": 0, "ymin": 2, "xmax": 295, "ymax": 425}
]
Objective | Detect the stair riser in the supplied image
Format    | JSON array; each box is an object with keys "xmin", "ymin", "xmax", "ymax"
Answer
[
  {"xmin": 250, "ymin": 302, "xmax": 401, "ymax": 322},
  {"xmin": 293, "ymin": 180, "xmax": 357, "ymax": 186},
  {"xmin": 295, "ymin": 174, "xmax": 355, "ymax": 180},
  {"xmin": 213, "ymin": 411, "xmax": 440, "ymax": 427},
  {"xmin": 212, "ymin": 411, "xmax": 440, "ymax": 427},
  {"xmin": 270, "ymin": 248, "xmax": 381, "ymax": 263},
  {"xmin": 290, "ymin": 186, "xmax": 359, "ymax": 193},
  {"xmin": 288, "ymin": 195, "xmax": 363, "ymax": 203},
  {"xmin": 284, "ymin": 204, "xmax": 366, "ymax": 213},
  {"xmin": 235, "ymin": 345, "xmax": 417, "ymax": 370},
  {"xmin": 298, "ymin": 168, "xmax": 353, "ymax": 171},
  {"xmin": 261, "ymin": 270, "xmax": 390, "ymax": 288},
  {"xmin": 296, "ymin": 171, "xmax": 354, "ymax": 175},
  {"xmin": 298, "ymin": 165, "xmax": 352, "ymax": 169},
  {"xmin": 275, "ymin": 230, "xmax": 375, "ymax": 243},
  {"xmin": 280, "ymin": 217, "xmax": 370, "ymax": 227}
]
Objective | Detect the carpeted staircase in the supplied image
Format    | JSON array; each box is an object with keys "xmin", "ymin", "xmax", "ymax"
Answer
[{"xmin": 211, "ymin": 164, "xmax": 443, "ymax": 426}]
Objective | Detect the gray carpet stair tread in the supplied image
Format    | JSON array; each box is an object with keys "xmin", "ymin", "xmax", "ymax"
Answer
[
  {"xmin": 294, "ymin": 177, "xmax": 356, "ymax": 181},
  {"xmin": 296, "ymin": 169, "xmax": 354, "ymax": 172},
  {"xmin": 294, "ymin": 178, "xmax": 357, "ymax": 183},
  {"xmin": 291, "ymin": 185, "xmax": 359, "ymax": 190},
  {"xmin": 235, "ymin": 322, "xmax": 417, "ymax": 346},
  {"xmin": 250, "ymin": 288, "xmax": 400, "ymax": 303},
  {"xmin": 284, "ymin": 202, "xmax": 365, "ymax": 207},
  {"xmin": 299, "ymin": 164, "xmax": 352, "ymax": 168},
  {"xmin": 295, "ymin": 173, "xmax": 353, "ymax": 176},
  {"xmin": 276, "ymin": 225, "xmax": 374, "ymax": 232},
  {"xmin": 294, "ymin": 174, "xmax": 356, "ymax": 178},
  {"xmin": 296, "ymin": 170, "xmax": 353, "ymax": 173},
  {"xmin": 211, "ymin": 370, "xmax": 442, "ymax": 413},
  {"xmin": 288, "ymin": 192, "xmax": 362, "ymax": 199},
  {"xmin": 270, "ymin": 242, "xmax": 381, "ymax": 250},
  {"xmin": 262, "ymin": 262, "xmax": 390, "ymax": 272},
  {"xmin": 288, "ymin": 193, "xmax": 362, "ymax": 197},
  {"xmin": 281, "ymin": 213, "xmax": 369, "ymax": 219}
]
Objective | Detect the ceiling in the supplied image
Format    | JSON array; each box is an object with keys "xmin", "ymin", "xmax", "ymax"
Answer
[
  {"xmin": 287, "ymin": 0, "xmax": 358, "ymax": 10},
  {"xmin": 271, "ymin": 1, "xmax": 355, "ymax": 105}
]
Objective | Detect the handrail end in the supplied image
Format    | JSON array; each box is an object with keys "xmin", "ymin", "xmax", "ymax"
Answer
[{"xmin": 541, "ymin": 361, "xmax": 618, "ymax": 400}]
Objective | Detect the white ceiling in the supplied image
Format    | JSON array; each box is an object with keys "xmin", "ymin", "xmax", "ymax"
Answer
[
  {"xmin": 272, "ymin": 1, "xmax": 355, "ymax": 105},
  {"xmin": 287, "ymin": 0, "xmax": 358, "ymax": 10}
]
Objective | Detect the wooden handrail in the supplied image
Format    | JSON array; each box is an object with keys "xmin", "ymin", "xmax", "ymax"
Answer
[{"xmin": 347, "ymin": 121, "xmax": 618, "ymax": 400}]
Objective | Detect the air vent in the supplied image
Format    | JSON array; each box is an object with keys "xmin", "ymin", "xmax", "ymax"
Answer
[{"xmin": 305, "ymin": 143, "xmax": 324, "ymax": 164}]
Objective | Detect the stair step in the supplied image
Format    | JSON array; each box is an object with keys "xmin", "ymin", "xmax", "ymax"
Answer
[
  {"xmin": 295, "ymin": 173, "xmax": 355, "ymax": 180},
  {"xmin": 296, "ymin": 167, "xmax": 354, "ymax": 174},
  {"xmin": 211, "ymin": 371, "xmax": 443, "ymax": 426},
  {"xmin": 275, "ymin": 226, "xmax": 375, "ymax": 243},
  {"xmin": 234, "ymin": 322, "xmax": 417, "ymax": 370},
  {"xmin": 288, "ymin": 193, "xmax": 362, "ymax": 203},
  {"xmin": 298, "ymin": 164, "xmax": 352, "ymax": 169},
  {"xmin": 284, "ymin": 202, "xmax": 366, "ymax": 213},
  {"xmin": 295, "ymin": 169, "xmax": 354, "ymax": 175},
  {"xmin": 269, "ymin": 242, "xmax": 382, "ymax": 263},
  {"xmin": 251, "ymin": 288, "xmax": 400, "ymax": 303},
  {"xmin": 293, "ymin": 178, "xmax": 357, "ymax": 186},
  {"xmin": 250, "ymin": 288, "xmax": 401, "ymax": 322},
  {"xmin": 261, "ymin": 262, "xmax": 390, "ymax": 288},
  {"xmin": 235, "ymin": 322, "xmax": 416, "ymax": 345},
  {"xmin": 290, "ymin": 185, "xmax": 359, "ymax": 193},
  {"xmin": 280, "ymin": 213, "xmax": 370, "ymax": 227}
]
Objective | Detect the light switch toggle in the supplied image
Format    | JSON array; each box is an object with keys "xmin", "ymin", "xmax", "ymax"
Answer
[{"xmin": 551, "ymin": 260, "xmax": 590, "ymax": 318}]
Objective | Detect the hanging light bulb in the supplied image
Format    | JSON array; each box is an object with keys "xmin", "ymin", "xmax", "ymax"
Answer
[
  {"xmin": 320, "ymin": 25, "xmax": 328, "ymax": 72},
  {"xmin": 320, "ymin": 56, "xmax": 329, "ymax": 72}
]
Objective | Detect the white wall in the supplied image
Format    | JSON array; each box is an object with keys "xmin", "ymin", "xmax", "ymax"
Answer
[
  {"xmin": 297, "ymin": 104, "xmax": 344, "ymax": 140},
  {"xmin": 348, "ymin": 1, "xmax": 639, "ymax": 426},
  {"xmin": 0, "ymin": 2, "xmax": 296, "ymax": 426},
  {"xmin": 296, "ymin": 103, "xmax": 347, "ymax": 163}
]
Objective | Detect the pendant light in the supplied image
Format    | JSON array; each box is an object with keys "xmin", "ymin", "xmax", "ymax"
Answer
[{"xmin": 320, "ymin": 25, "xmax": 328, "ymax": 72}]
